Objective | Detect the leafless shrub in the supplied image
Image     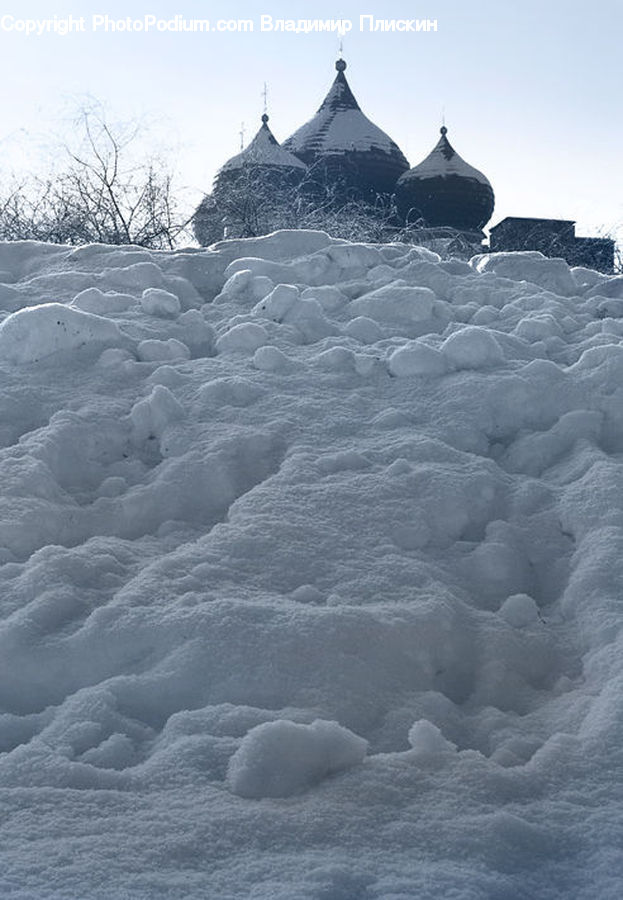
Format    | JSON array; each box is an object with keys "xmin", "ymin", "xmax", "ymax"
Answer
[{"xmin": 0, "ymin": 106, "xmax": 192, "ymax": 248}]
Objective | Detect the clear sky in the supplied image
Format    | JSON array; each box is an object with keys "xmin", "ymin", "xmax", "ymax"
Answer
[{"xmin": 0, "ymin": 0, "xmax": 621, "ymax": 241}]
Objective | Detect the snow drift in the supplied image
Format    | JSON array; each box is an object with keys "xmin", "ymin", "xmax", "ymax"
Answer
[{"xmin": 0, "ymin": 234, "xmax": 621, "ymax": 899}]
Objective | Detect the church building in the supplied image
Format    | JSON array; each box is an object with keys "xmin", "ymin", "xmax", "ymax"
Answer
[
  {"xmin": 194, "ymin": 57, "xmax": 613, "ymax": 272},
  {"xmin": 194, "ymin": 57, "xmax": 496, "ymax": 245},
  {"xmin": 282, "ymin": 58, "xmax": 410, "ymax": 202}
]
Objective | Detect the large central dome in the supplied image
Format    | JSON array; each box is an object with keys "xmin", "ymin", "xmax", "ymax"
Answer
[{"xmin": 283, "ymin": 59, "xmax": 409, "ymax": 201}]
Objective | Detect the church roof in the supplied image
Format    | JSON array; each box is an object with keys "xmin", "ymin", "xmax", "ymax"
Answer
[
  {"xmin": 405, "ymin": 126, "xmax": 492, "ymax": 186},
  {"xmin": 283, "ymin": 60, "xmax": 409, "ymax": 176},
  {"xmin": 395, "ymin": 127, "xmax": 494, "ymax": 230},
  {"xmin": 218, "ymin": 115, "xmax": 307, "ymax": 176}
]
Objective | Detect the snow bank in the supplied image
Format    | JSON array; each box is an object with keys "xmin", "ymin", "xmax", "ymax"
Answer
[{"xmin": 0, "ymin": 232, "xmax": 620, "ymax": 899}]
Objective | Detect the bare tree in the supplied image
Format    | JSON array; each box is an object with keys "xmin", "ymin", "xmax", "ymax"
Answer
[
  {"xmin": 0, "ymin": 105, "xmax": 192, "ymax": 248},
  {"xmin": 193, "ymin": 167, "xmax": 410, "ymax": 247}
]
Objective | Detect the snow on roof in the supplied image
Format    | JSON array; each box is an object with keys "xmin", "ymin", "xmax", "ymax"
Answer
[
  {"xmin": 409, "ymin": 127, "xmax": 492, "ymax": 185},
  {"xmin": 219, "ymin": 116, "xmax": 307, "ymax": 174},
  {"xmin": 292, "ymin": 108, "xmax": 405, "ymax": 156},
  {"xmin": 284, "ymin": 61, "xmax": 408, "ymax": 164}
]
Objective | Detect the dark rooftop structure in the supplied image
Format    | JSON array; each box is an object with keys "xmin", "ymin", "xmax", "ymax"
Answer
[
  {"xmin": 200, "ymin": 62, "xmax": 618, "ymax": 266},
  {"xmin": 214, "ymin": 113, "xmax": 307, "ymax": 196},
  {"xmin": 490, "ymin": 217, "xmax": 615, "ymax": 274},
  {"xmin": 283, "ymin": 59, "xmax": 410, "ymax": 201},
  {"xmin": 193, "ymin": 113, "xmax": 308, "ymax": 244},
  {"xmin": 395, "ymin": 126, "xmax": 495, "ymax": 233}
]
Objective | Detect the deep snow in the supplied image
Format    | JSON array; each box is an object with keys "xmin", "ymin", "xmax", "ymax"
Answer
[{"xmin": 0, "ymin": 232, "xmax": 621, "ymax": 898}]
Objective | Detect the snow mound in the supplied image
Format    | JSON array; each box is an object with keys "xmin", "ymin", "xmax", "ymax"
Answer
[
  {"xmin": 585, "ymin": 276, "xmax": 623, "ymax": 299},
  {"xmin": 253, "ymin": 345, "xmax": 296, "ymax": 372},
  {"xmin": 350, "ymin": 283, "xmax": 436, "ymax": 325},
  {"xmin": 137, "ymin": 338, "xmax": 191, "ymax": 362},
  {"xmin": 499, "ymin": 594, "xmax": 540, "ymax": 628},
  {"xmin": 408, "ymin": 719, "xmax": 458, "ymax": 757},
  {"xmin": 140, "ymin": 288, "xmax": 181, "ymax": 318},
  {"xmin": 216, "ymin": 322, "xmax": 268, "ymax": 353},
  {"xmin": 471, "ymin": 252, "xmax": 577, "ymax": 296},
  {"xmin": 441, "ymin": 326, "xmax": 504, "ymax": 369},
  {"xmin": 210, "ymin": 229, "xmax": 338, "ymax": 262},
  {"xmin": 227, "ymin": 719, "xmax": 368, "ymax": 798},
  {"xmin": 129, "ymin": 385, "xmax": 184, "ymax": 445},
  {"xmin": 71, "ymin": 288, "xmax": 136, "ymax": 315},
  {"xmin": 0, "ymin": 302, "xmax": 128, "ymax": 362},
  {"xmin": 344, "ymin": 315, "xmax": 383, "ymax": 344},
  {"xmin": 388, "ymin": 341, "xmax": 447, "ymax": 377},
  {"xmin": 252, "ymin": 283, "xmax": 300, "ymax": 320}
]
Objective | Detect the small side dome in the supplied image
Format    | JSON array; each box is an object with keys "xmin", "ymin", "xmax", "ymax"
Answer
[
  {"xmin": 194, "ymin": 114, "xmax": 308, "ymax": 244},
  {"xmin": 395, "ymin": 126, "xmax": 494, "ymax": 231},
  {"xmin": 214, "ymin": 114, "xmax": 307, "ymax": 196},
  {"xmin": 283, "ymin": 59, "xmax": 409, "ymax": 201}
]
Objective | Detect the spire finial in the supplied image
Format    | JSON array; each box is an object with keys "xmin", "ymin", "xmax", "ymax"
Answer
[
  {"xmin": 336, "ymin": 58, "xmax": 347, "ymax": 72},
  {"xmin": 239, "ymin": 122, "xmax": 245, "ymax": 150},
  {"xmin": 440, "ymin": 125, "xmax": 448, "ymax": 136},
  {"xmin": 262, "ymin": 82, "xmax": 268, "ymax": 115}
]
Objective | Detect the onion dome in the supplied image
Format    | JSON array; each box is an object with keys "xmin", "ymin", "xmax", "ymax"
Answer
[
  {"xmin": 195, "ymin": 114, "xmax": 308, "ymax": 244},
  {"xmin": 214, "ymin": 113, "xmax": 307, "ymax": 196},
  {"xmin": 283, "ymin": 59, "xmax": 409, "ymax": 201},
  {"xmin": 395, "ymin": 126, "xmax": 494, "ymax": 231}
]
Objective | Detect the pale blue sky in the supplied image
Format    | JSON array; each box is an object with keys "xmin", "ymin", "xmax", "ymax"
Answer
[{"xmin": 0, "ymin": 0, "xmax": 621, "ymax": 239}]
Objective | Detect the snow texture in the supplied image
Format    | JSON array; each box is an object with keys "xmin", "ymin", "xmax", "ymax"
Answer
[{"xmin": 0, "ymin": 234, "xmax": 621, "ymax": 899}]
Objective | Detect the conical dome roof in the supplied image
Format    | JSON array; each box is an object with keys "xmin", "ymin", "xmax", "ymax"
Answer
[
  {"xmin": 395, "ymin": 126, "xmax": 494, "ymax": 230},
  {"xmin": 218, "ymin": 115, "xmax": 307, "ymax": 176},
  {"xmin": 283, "ymin": 59, "xmax": 409, "ymax": 200},
  {"xmin": 214, "ymin": 114, "xmax": 307, "ymax": 196},
  {"xmin": 199, "ymin": 114, "xmax": 308, "ymax": 243}
]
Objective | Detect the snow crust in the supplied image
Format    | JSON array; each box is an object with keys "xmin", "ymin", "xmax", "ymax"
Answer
[{"xmin": 0, "ymin": 235, "xmax": 621, "ymax": 898}]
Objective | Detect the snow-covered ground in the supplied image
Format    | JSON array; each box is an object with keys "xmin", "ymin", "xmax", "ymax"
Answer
[{"xmin": 0, "ymin": 232, "xmax": 622, "ymax": 899}]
